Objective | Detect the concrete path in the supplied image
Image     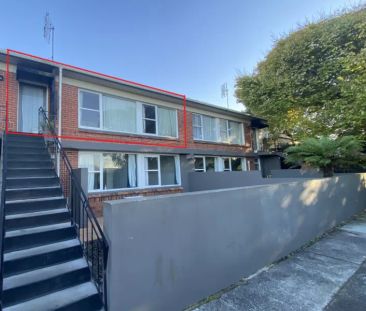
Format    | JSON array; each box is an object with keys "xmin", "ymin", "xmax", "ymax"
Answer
[{"xmin": 193, "ymin": 212, "xmax": 366, "ymax": 311}]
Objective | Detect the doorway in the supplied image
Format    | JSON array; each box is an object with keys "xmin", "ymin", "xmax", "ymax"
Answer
[{"xmin": 19, "ymin": 83, "xmax": 46, "ymax": 133}]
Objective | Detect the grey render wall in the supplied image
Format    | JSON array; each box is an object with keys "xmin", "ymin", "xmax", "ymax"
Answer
[
  {"xmin": 271, "ymin": 169, "xmax": 323, "ymax": 178},
  {"xmin": 103, "ymin": 173, "xmax": 366, "ymax": 311},
  {"xmin": 188, "ymin": 170, "xmax": 303, "ymax": 192}
]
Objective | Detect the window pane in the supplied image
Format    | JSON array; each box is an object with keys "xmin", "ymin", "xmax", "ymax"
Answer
[
  {"xmin": 158, "ymin": 107, "xmax": 177, "ymax": 137},
  {"xmin": 228, "ymin": 121, "xmax": 241, "ymax": 144},
  {"xmin": 90, "ymin": 172, "xmax": 100, "ymax": 190},
  {"xmin": 144, "ymin": 104, "xmax": 156, "ymax": 119},
  {"xmin": 194, "ymin": 157, "xmax": 204, "ymax": 171},
  {"xmin": 202, "ymin": 116, "xmax": 216, "ymax": 141},
  {"xmin": 160, "ymin": 156, "xmax": 177, "ymax": 185},
  {"xmin": 148, "ymin": 171, "xmax": 159, "ymax": 185},
  {"xmin": 223, "ymin": 158, "xmax": 230, "ymax": 171},
  {"xmin": 81, "ymin": 91, "xmax": 100, "ymax": 110},
  {"xmin": 193, "ymin": 127, "xmax": 203, "ymax": 140},
  {"xmin": 80, "ymin": 109, "xmax": 100, "ymax": 128},
  {"xmin": 219, "ymin": 119, "xmax": 228, "ymax": 142},
  {"xmin": 144, "ymin": 120, "xmax": 156, "ymax": 134},
  {"xmin": 103, "ymin": 95, "xmax": 136, "ymax": 133},
  {"xmin": 103, "ymin": 153, "xmax": 129, "ymax": 190},
  {"xmin": 205, "ymin": 157, "xmax": 215, "ymax": 171},
  {"xmin": 192, "ymin": 114, "xmax": 202, "ymax": 127},
  {"xmin": 147, "ymin": 157, "xmax": 158, "ymax": 170},
  {"xmin": 231, "ymin": 158, "xmax": 242, "ymax": 171}
]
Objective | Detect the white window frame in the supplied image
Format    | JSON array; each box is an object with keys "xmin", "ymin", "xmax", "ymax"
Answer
[
  {"xmin": 142, "ymin": 104, "xmax": 158, "ymax": 135},
  {"xmin": 194, "ymin": 156, "xmax": 206, "ymax": 172},
  {"xmin": 193, "ymin": 113, "xmax": 244, "ymax": 145},
  {"xmin": 78, "ymin": 90, "xmax": 103, "ymax": 130},
  {"xmin": 79, "ymin": 152, "xmax": 181, "ymax": 192},
  {"xmin": 78, "ymin": 89, "xmax": 178, "ymax": 139},
  {"xmin": 222, "ymin": 157, "xmax": 232, "ymax": 171},
  {"xmin": 144, "ymin": 155, "xmax": 160, "ymax": 186},
  {"xmin": 192, "ymin": 113, "xmax": 204, "ymax": 140}
]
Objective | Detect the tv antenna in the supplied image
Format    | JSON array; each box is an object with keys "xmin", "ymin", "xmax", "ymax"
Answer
[
  {"xmin": 221, "ymin": 82, "xmax": 229, "ymax": 108},
  {"xmin": 43, "ymin": 12, "xmax": 55, "ymax": 60}
]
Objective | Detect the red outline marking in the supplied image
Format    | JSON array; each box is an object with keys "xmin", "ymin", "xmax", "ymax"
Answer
[{"xmin": 5, "ymin": 49, "xmax": 188, "ymax": 149}]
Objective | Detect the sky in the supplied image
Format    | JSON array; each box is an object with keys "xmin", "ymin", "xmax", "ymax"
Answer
[{"xmin": 1, "ymin": 0, "xmax": 362, "ymax": 111}]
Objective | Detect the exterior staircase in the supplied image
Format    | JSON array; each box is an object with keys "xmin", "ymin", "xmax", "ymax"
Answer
[{"xmin": 1, "ymin": 133, "xmax": 104, "ymax": 310}]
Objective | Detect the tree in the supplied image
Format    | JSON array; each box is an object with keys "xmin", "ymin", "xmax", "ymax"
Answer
[
  {"xmin": 285, "ymin": 136, "xmax": 364, "ymax": 177},
  {"xmin": 235, "ymin": 7, "xmax": 366, "ymax": 143}
]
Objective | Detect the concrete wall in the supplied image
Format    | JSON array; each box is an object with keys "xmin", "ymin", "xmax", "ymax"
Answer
[
  {"xmin": 271, "ymin": 169, "xmax": 322, "ymax": 178},
  {"xmin": 104, "ymin": 173, "xmax": 366, "ymax": 311},
  {"xmin": 188, "ymin": 170, "xmax": 302, "ymax": 192}
]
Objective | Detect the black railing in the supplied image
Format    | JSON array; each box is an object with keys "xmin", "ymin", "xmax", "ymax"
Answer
[
  {"xmin": 38, "ymin": 108, "xmax": 109, "ymax": 309},
  {"xmin": 0, "ymin": 132, "xmax": 7, "ymax": 310}
]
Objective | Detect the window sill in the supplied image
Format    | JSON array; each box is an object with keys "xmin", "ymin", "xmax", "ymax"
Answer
[
  {"xmin": 193, "ymin": 139, "xmax": 245, "ymax": 147},
  {"xmin": 87, "ymin": 185, "xmax": 183, "ymax": 197},
  {"xmin": 78, "ymin": 127, "xmax": 180, "ymax": 142}
]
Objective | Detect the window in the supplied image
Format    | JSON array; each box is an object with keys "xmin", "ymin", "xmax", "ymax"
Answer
[
  {"xmin": 145, "ymin": 156, "xmax": 159, "ymax": 185},
  {"xmin": 205, "ymin": 157, "xmax": 215, "ymax": 172},
  {"xmin": 79, "ymin": 152, "xmax": 137, "ymax": 191},
  {"xmin": 79, "ymin": 89, "xmax": 177, "ymax": 138},
  {"xmin": 194, "ymin": 157, "xmax": 205, "ymax": 172},
  {"xmin": 143, "ymin": 104, "xmax": 157, "ymax": 134},
  {"xmin": 192, "ymin": 114, "xmax": 203, "ymax": 140},
  {"xmin": 194, "ymin": 156, "xmax": 217, "ymax": 172},
  {"xmin": 157, "ymin": 106, "xmax": 177, "ymax": 137},
  {"xmin": 103, "ymin": 95, "xmax": 136, "ymax": 133},
  {"xmin": 231, "ymin": 158, "xmax": 244, "ymax": 171},
  {"xmin": 80, "ymin": 152, "xmax": 180, "ymax": 191},
  {"xmin": 193, "ymin": 113, "xmax": 243, "ymax": 145},
  {"xmin": 228, "ymin": 121, "xmax": 242, "ymax": 145},
  {"xmin": 223, "ymin": 158, "xmax": 231, "ymax": 171},
  {"xmin": 160, "ymin": 156, "xmax": 177, "ymax": 185},
  {"xmin": 79, "ymin": 91, "xmax": 101, "ymax": 128}
]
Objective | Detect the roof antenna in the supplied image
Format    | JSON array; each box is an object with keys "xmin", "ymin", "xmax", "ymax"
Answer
[
  {"xmin": 221, "ymin": 82, "xmax": 229, "ymax": 109},
  {"xmin": 44, "ymin": 12, "xmax": 55, "ymax": 60}
]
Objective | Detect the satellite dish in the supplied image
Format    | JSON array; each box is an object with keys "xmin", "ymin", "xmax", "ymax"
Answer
[{"xmin": 43, "ymin": 12, "xmax": 55, "ymax": 59}]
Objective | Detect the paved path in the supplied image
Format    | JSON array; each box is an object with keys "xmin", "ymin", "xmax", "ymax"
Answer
[{"xmin": 193, "ymin": 212, "xmax": 366, "ymax": 311}]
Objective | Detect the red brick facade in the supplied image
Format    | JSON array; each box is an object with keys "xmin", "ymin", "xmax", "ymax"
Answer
[{"xmin": 0, "ymin": 65, "xmax": 259, "ymax": 215}]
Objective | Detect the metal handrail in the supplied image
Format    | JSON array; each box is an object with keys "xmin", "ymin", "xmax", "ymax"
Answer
[
  {"xmin": 0, "ymin": 132, "xmax": 7, "ymax": 309},
  {"xmin": 38, "ymin": 108, "xmax": 109, "ymax": 309}
]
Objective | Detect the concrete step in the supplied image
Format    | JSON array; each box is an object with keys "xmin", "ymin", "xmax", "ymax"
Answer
[
  {"xmin": 2, "ymin": 258, "xmax": 90, "ymax": 307},
  {"xmin": 5, "ymin": 186, "xmax": 63, "ymax": 201},
  {"xmin": 7, "ymin": 160, "xmax": 54, "ymax": 169},
  {"xmin": 6, "ymin": 140, "xmax": 45, "ymax": 148},
  {"xmin": 7, "ymin": 146, "xmax": 47, "ymax": 154},
  {"xmin": 4, "ymin": 239, "xmax": 82, "ymax": 277},
  {"xmin": 5, "ymin": 197, "xmax": 66, "ymax": 215},
  {"xmin": 3, "ymin": 282, "xmax": 103, "ymax": 311},
  {"xmin": 7, "ymin": 134, "xmax": 45, "ymax": 143},
  {"xmin": 6, "ymin": 176, "xmax": 59, "ymax": 189},
  {"xmin": 7, "ymin": 153, "xmax": 51, "ymax": 161},
  {"xmin": 5, "ymin": 208, "xmax": 70, "ymax": 231},
  {"xmin": 7, "ymin": 168, "xmax": 56, "ymax": 178},
  {"xmin": 5, "ymin": 222, "xmax": 75, "ymax": 252}
]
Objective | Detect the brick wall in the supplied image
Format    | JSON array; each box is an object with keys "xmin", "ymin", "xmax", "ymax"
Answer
[{"xmin": 0, "ymin": 70, "xmax": 18, "ymax": 131}]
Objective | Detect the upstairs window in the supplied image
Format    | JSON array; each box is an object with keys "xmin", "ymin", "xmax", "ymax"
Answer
[
  {"xmin": 79, "ymin": 91, "xmax": 101, "ymax": 128},
  {"xmin": 192, "ymin": 114, "xmax": 203, "ymax": 140},
  {"xmin": 79, "ymin": 89, "xmax": 177, "ymax": 138},
  {"xmin": 193, "ymin": 113, "xmax": 243, "ymax": 145},
  {"xmin": 143, "ymin": 104, "xmax": 157, "ymax": 134}
]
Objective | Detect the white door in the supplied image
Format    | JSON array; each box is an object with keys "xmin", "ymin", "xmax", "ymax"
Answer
[{"xmin": 19, "ymin": 84, "xmax": 46, "ymax": 133}]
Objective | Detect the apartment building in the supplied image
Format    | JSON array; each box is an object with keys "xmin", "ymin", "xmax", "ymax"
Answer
[{"xmin": 0, "ymin": 50, "xmax": 274, "ymax": 215}]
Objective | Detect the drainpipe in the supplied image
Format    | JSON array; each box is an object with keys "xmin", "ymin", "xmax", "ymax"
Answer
[{"xmin": 57, "ymin": 66, "xmax": 63, "ymax": 176}]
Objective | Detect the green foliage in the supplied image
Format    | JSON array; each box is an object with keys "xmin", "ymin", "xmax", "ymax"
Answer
[
  {"xmin": 285, "ymin": 136, "xmax": 364, "ymax": 177},
  {"xmin": 236, "ymin": 7, "xmax": 366, "ymax": 142}
]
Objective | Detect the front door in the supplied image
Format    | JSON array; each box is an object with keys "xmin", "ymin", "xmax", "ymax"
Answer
[{"xmin": 19, "ymin": 83, "xmax": 46, "ymax": 133}]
